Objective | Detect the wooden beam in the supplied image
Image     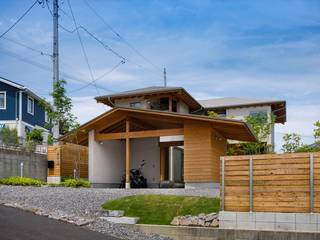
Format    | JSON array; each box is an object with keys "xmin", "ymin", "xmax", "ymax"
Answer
[
  {"xmin": 95, "ymin": 132, "xmax": 126, "ymax": 141},
  {"xmin": 95, "ymin": 128, "xmax": 184, "ymax": 140},
  {"xmin": 125, "ymin": 119, "xmax": 130, "ymax": 188},
  {"xmin": 169, "ymin": 96, "xmax": 172, "ymax": 112},
  {"xmin": 159, "ymin": 141, "xmax": 184, "ymax": 148}
]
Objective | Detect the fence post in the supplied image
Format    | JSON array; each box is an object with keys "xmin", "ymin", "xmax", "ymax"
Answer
[
  {"xmin": 249, "ymin": 156, "xmax": 253, "ymax": 212},
  {"xmin": 221, "ymin": 156, "xmax": 225, "ymax": 211},
  {"xmin": 310, "ymin": 153, "xmax": 314, "ymax": 213}
]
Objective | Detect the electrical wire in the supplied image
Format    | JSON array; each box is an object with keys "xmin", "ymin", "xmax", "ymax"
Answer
[
  {"xmin": 83, "ymin": 0, "xmax": 163, "ymax": 73},
  {"xmin": 69, "ymin": 60, "xmax": 124, "ymax": 93},
  {"xmin": 2, "ymin": 36, "xmax": 52, "ymax": 57},
  {"xmin": 0, "ymin": 0, "xmax": 40, "ymax": 39},
  {"xmin": 0, "ymin": 47, "xmax": 114, "ymax": 93}
]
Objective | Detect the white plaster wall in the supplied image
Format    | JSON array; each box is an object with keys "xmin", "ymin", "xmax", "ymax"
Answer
[
  {"xmin": 130, "ymin": 137, "xmax": 160, "ymax": 185},
  {"xmin": 226, "ymin": 106, "xmax": 274, "ymax": 145},
  {"xmin": 114, "ymin": 97, "xmax": 148, "ymax": 108},
  {"xmin": 177, "ymin": 101, "xmax": 189, "ymax": 113},
  {"xmin": 88, "ymin": 130, "xmax": 125, "ymax": 184}
]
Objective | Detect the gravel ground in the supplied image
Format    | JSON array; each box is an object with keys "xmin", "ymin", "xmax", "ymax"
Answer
[{"xmin": 0, "ymin": 186, "xmax": 217, "ymax": 240}]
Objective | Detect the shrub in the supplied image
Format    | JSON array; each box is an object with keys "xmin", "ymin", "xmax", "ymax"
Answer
[
  {"xmin": 62, "ymin": 178, "xmax": 90, "ymax": 188},
  {"xmin": 0, "ymin": 176, "xmax": 46, "ymax": 186}
]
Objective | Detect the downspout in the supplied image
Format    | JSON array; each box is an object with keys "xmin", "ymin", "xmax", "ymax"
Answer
[{"xmin": 18, "ymin": 90, "xmax": 23, "ymax": 139}]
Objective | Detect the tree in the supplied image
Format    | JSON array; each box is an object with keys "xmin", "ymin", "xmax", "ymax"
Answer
[
  {"xmin": 281, "ymin": 133, "xmax": 302, "ymax": 153},
  {"xmin": 40, "ymin": 79, "xmax": 79, "ymax": 137},
  {"xmin": 207, "ymin": 110, "xmax": 219, "ymax": 118},
  {"xmin": 0, "ymin": 127, "xmax": 18, "ymax": 146},
  {"xmin": 314, "ymin": 120, "xmax": 320, "ymax": 143},
  {"xmin": 236, "ymin": 112, "xmax": 275, "ymax": 155}
]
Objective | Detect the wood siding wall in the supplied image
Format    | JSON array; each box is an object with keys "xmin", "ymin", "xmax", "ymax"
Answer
[
  {"xmin": 48, "ymin": 144, "xmax": 88, "ymax": 178},
  {"xmin": 184, "ymin": 120, "xmax": 227, "ymax": 182},
  {"xmin": 223, "ymin": 152, "xmax": 320, "ymax": 213}
]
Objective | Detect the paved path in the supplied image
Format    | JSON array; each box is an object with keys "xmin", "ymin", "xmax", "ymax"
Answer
[{"xmin": 0, "ymin": 205, "xmax": 119, "ymax": 240}]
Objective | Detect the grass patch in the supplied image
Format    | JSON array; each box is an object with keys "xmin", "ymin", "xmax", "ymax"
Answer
[
  {"xmin": 0, "ymin": 176, "xmax": 46, "ymax": 186},
  {"xmin": 102, "ymin": 194, "xmax": 219, "ymax": 225}
]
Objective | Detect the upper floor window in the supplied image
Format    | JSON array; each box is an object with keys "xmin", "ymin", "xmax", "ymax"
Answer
[
  {"xmin": 150, "ymin": 97, "xmax": 169, "ymax": 111},
  {"xmin": 45, "ymin": 111, "xmax": 49, "ymax": 123},
  {"xmin": 0, "ymin": 91, "xmax": 6, "ymax": 110},
  {"xmin": 27, "ymin": 96, "xmax": 34, "ymax": 115},
  {"xmin": 130, "ymin": 102, "xmax": 142, "ymax": 108}
]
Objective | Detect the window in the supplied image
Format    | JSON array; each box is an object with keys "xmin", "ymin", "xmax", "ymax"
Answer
[
  {"xmin": 130, "ymin": 102, "xmax": 142, "ymax": 108},
  {"xmin": 45, "ymin": 111, "xmax": 49, "ymax": 123},
  {"xmin": 27, "ymin": 96, "xmax": 34, "ymax": 115},
  {"xmin": 0, "ymin": 91, "xmax": 6, "ymax": 109},
  {"xmin": 150, "ymin": 97, "xmax": 169, "ymax": 111},
  {"xmin": 249, "ymin": 110, "xmax": 267, "ymax": 117}
]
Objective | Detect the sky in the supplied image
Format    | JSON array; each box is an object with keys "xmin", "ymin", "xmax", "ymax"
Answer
[{"xmin": 0, "ymin": 0, "xmax": 319, "ymax": 151}]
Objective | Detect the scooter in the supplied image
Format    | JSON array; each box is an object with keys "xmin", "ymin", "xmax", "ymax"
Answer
[{"xmin": 120, "ymin": 160, "xmax": 147, "ymax": 188}]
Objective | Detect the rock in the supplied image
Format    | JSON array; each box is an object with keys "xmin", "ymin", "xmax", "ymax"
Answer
[
  {"xmin": 210, "ymin": 219, "xmax": 219, "ymax": 227},
  {"xmin": 170, "ymin": 212, "xmax": 219, "ymax": 227},
  {"xmin": 100, "ymin": 216, "xmax": 139, "ymax": 224}
]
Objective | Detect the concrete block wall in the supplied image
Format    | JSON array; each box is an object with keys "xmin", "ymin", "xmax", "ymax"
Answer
[
  {"xmin": 0, "ymin": 148, "xmax": 47, "ymax": 181},
  {"xmin": 219, "ymin": 211, "xmax": 320, "ymax": 232}
]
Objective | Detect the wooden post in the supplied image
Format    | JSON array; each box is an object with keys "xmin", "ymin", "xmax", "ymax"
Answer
[
  {"xmin": 169, "ymin": 96, "xmax": 172, "ymax": 112},
  {"xmin": 125, "ymin": 119, "xmax": 131, "ymax": 189}
]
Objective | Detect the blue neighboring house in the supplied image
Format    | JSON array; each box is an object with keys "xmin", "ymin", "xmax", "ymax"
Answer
[{"xmin": 0, "ymin": 77, "xmax": 50, "ymax": 142}]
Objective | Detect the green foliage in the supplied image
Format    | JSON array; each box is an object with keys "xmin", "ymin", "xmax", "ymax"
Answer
[
  {"xmin": 314, "ymin": 120, "xmax": 320, "ymax": 143},
  {"xmin": 102, "ymin": 195, "xmax": 220, "ymax": 225},
  {"xmin": 295, "ymin": 144, "xmax": 320, "ymax": 153},
  {"xmin": 62, "ymin": 178, "xmax": 90, "ymax": 188},
  {"xmin": 234, "ymin": 112, "xmax": 275, "ymax": 155},
  {"xmin": 47, "ymin": 134, "xmax": 54, "ymax": 145},
  {"xmin": 40, "ymin": 79, "xmax": 80, "ymax": 136},
  {"xmin": 282, "ymin": 133, "xmax": 302, "ymax": 153},
  {"xmin": 0, "ymin": 127, "xmax": 18, "ymax": 146},
  {"xmin": 0, "ymin": 176, "xmax": 46, "ymax": 186},
  {"xmin": 207, "ymin": 110, "xmax": 219, "ymax": 118},
  {"xmin": 27, "ymin": 129, "xmax": 43, "ymax": 143}
]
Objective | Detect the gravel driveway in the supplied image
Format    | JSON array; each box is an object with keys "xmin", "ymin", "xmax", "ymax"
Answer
[{"xmin": 0, "ymin": 186, "xmax": 217, "ymax": 240}]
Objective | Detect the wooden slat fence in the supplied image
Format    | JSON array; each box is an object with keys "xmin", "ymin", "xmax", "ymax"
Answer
[
  {"xmin": 48, "ymin": 143, "xmax": 88, "ymax": 178},
  {"xmin": 221, "ymin": 152, "xmax": 320, "ymax": 213}
]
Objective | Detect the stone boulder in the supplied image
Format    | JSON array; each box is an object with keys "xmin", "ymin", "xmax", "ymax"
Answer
[{"xmin": 170, "ymin": 212, "xmax": 219, "ymax": 227}]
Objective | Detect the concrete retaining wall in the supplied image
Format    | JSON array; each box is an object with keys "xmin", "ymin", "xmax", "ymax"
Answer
[
  {"xmin": 0, "ymin": 148, "xmax": 47, "ymax": 181},
  {"xmin": 131, "ymin": 224, "xmax": 320, "ymax": 240},
  {"xmin": 219, "ymin": 211, "xmax": 320, "ymax": 232}
]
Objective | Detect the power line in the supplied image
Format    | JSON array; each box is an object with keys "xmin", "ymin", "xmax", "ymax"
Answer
[
  {"xmin": 83, "ymin": 0, "xmax": 163, "ymax": 73},
  {"xmin": 0, "ymin": 0, "xmax": 40, "ymax": 39},
  {"xmin": 66, "ymin": 0, "xmax": 100, "ymax": 94},
  {"xmin": 46, "ymin": 0, "xmax": 127, "ymax": 62},
  {"xmin": 0, "ymin": 47, "xmax": 114, "ymax": 93},
  {"xmin": 2, "ymin": 36, "xmax": 52, "ymax": 57},
  {"xmin": 69, "ymin": 60, "xmax": 124, "ymax": 93}
]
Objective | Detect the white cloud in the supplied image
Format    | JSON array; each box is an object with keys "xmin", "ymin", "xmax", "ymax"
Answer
[{"xmin": 71, "ymin": 96, "xmax": 109, "ymax": 124}]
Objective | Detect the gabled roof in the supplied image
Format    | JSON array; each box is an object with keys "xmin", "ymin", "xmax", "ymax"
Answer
[
  {"xmin": 60, "ymin": 107, "xmax": 257, "ymax": 145},
  {"xmin": 199, "ymin": 97, "xmax": 286, "ymax": 124},
  {"xmin": 95, "ymin": 86, "xmax": 202, "ymax": 111},
  {"xmin": 0, "ymin": 76, "xmax": 44, "ymax": 101}
]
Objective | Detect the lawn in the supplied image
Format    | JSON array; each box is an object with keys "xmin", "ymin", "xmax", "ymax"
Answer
[{"xmin": 102, "ymin": 194, "xmax": 220, "ymax": 225}]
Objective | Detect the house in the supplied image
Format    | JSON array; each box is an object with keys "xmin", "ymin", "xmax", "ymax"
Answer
[
  {"xmin": 0, "ymin": 77, "xmax": 50, "ymax": 143},
  {"xmin": 61, "ymin": 86, "xmax": 259, "ymax": 189},
  {"xmin": 199, "ymin": 97, "xmax": 286, "ymax": 149}
]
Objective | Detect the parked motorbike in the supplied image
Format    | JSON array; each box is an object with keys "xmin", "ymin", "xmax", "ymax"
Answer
[{"xmin": 120, "ymin": 160, "xmax": 147, "ymax": 188}]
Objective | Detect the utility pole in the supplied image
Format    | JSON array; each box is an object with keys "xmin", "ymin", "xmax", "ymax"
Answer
[
  {"xmin": 52, "ymin": 0, "xmax": 60, "ymax": 141},
  {"xmin": 163, "ymin": 67, "xmax": 167, "ymax": 87}
]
